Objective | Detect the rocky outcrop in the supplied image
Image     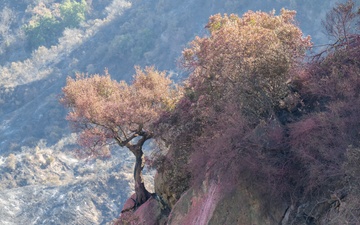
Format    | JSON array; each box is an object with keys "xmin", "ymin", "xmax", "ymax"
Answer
[
  {"xmin": 153, "ymin": 176, "xmax": 350, "ymax": 225},
  {"xmin": 115, "ymin": 193, "xmax": 169, "ymax": 225},
  {"xmin": 164, "ymin": 180, "xmax": 288, "ymax": 225}
]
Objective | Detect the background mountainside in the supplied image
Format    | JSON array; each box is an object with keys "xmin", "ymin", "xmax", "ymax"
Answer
[{"xmin": 0, "ymin": 0, "xmax": 348, "ymax": 224}]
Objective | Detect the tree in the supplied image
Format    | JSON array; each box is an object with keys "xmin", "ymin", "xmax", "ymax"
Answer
[
  {"xmin": 156, "ymin": 8, "xmax": 359, "ymax": 223},
  {"xmin": 60, "ymin": 0, "xmax": 87, "ymax": 28},
  {"xmin": 322, "ymin": 0, "xmax": 359, "ymax": 46},
  {"xmin": 24, "ymin": 0, "xmax": 87, "ymax": 50},
  {"xmin": 152, "ymin": 9, "xmax": 312, "ymax": 210},
  {"xmin": 24, "ymin": 13, "xmax": 62, "ymax": 49},
  {"xmin": 61, "ymin": 66, "xmax": 182, "ymax": 206},
  {"xmin": 290, "ymin": 0, "xmax": 360, "ymax": 200},
  {"xmin": 182, "ymin": 9, "xmax": 311, "ymax": 123}
]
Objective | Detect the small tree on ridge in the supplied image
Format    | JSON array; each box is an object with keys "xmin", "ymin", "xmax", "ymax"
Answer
[{"xmin": 60, "ymin": 66, "xmax": 182, "ymax": 206}]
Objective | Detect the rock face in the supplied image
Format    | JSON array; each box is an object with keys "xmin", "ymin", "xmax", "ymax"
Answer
[
  {"xmin": 114, "ymin": 194, "xmax": 169, "ymax": 225},
  {"xmin": 164, "ymin": 181, "xmax": 288, "ymax": 225},
  {"xmin": 154, "ymin": 170, "xmax": 349, "ymax": 225}
]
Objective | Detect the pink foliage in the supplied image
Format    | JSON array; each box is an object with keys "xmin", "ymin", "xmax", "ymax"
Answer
[{"xmin": 61, "ymin": 66, "xmax": 182, "ymax": 157}]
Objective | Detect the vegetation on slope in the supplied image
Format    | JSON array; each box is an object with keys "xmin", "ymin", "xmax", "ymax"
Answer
[
  {"xmin": 0, "ymin": 0, "xmax": 346, "ymax": 151},
  {"xmin": 0, "ymin": 0, "xmax": 357, "ymax": 224},
  {"xmin": 24, "ymin": 0, "xmax": 88, "ymax": 50},
  {"xmin": 156, "ymin": 1, "xmax": 360, "ymax": 223},
  {"xmin": 65, "ymin": 1, "xmax": 360, "ymax": 224}
]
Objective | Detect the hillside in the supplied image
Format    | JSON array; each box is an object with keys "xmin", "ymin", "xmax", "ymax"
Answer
[
  {"xmin": 0, "ymin": 0, "xmax": 343, "ymax": 151},
  {"xmin": 0, "ymin": 0, "xmax": 353, "ymax": 224}
]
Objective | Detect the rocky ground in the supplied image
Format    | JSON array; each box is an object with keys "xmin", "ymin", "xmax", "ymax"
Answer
[{"xmin": 0, "ymin": 135, "xmax": 154, "ymax": 225}]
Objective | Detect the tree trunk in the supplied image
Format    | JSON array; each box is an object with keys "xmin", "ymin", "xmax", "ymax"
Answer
[
  {"xmin": 133, "ymin": 150, "xmax": 151, "ymax": 206},
  {"xmin": 125, "ymin": 133, "xmax": 152, "ymax": 207}
]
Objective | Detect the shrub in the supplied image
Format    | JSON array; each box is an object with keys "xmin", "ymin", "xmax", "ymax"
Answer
[
  {"xmin": 0, "ymin": 7, "xmax": 16, "ymax": 54},
  {"xmin": 5, "ymin": 153, "xmax": 17, "ymax": 171},
  {"xmin": 24, "ymin": 15, "xmax": 62, "ymax": 49},
  {"xmin": 24, "ymin": 0, "xmax": 87, "ymax": 50},
  {"xmin": 60, "ymin": 0, "xmax": 87, "ymax": 28}
]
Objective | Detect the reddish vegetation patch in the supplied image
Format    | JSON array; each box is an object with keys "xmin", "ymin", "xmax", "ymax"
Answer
[{"xmin": 160, "ymin": 2, "xmax": 360, "ymax": 223}]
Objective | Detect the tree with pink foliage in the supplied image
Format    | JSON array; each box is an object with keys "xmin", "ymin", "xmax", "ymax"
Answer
[
  {"xmin": 182, "ymin": 9, "xmax": 311, "ymax": 123},
  {"xmin": 61, "ymin": 66, "xmax": 182, "ymax": 206}
]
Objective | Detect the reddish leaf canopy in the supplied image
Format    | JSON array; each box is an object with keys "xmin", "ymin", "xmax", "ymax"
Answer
[
  {"xmin": 61, "ymin": 66, "xmax": 182, "ymax": 156},
  {"xmin": 182, "ymin": 9, "xmax": 312, "ymax": 121}
]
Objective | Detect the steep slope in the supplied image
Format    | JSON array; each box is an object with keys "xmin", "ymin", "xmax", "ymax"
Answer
[
  {"xmin": 0, "ymin": 0, "xmax": 343, "ymax": 151},
  {"xmin": 148, "ymin": 2, "xmax": 360, "ymax": 225},
  {"xmin": 0, "ymin": 0, "xmax": 349, "ymax": 224},
  {"xmin": 0, "ymin": 136, "xmax": 154, "ymax": 225}
]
